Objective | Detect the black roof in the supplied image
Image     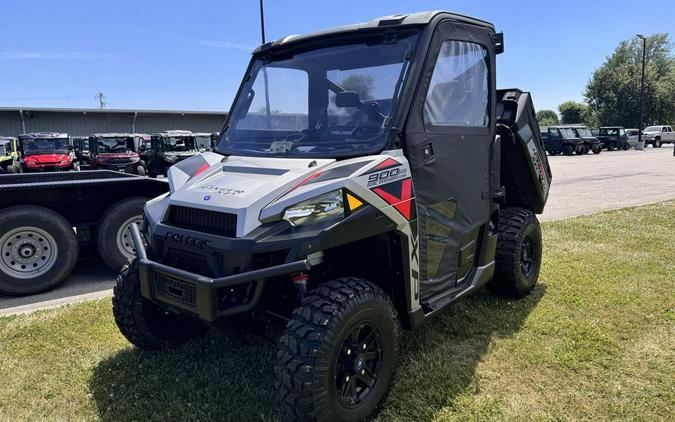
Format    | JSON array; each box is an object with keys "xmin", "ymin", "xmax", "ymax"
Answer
[{"xmin": 254, "ymin": 11, "xmax": 495, "ymax": 55}]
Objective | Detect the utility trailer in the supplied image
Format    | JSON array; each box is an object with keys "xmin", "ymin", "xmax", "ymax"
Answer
[{"xmin": 0, "ymin": 171, "xmax": 168, "ymax": 295}]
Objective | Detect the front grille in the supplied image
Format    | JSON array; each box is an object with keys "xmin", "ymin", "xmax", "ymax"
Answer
[
  {"xmin": 154, "ymin": 273, "xmax": 197, "ymax": 307},
  {"xmin": 165, "ymin": 248, "xmax": 212, "ymax": 276},
  {"xmin": 167, "ymin": 205, "xmax": 237, "ymax": 237}
]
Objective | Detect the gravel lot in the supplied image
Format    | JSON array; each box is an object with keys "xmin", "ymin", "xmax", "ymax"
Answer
[{"xmin": 2, "ymin": 146, "xmax": 674, "ymax": 313}]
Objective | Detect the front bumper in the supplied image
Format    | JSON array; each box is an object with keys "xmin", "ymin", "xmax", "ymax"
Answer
[{"xmin": 129, "ymin": 223, "xmax": 314, "ymax": 321}]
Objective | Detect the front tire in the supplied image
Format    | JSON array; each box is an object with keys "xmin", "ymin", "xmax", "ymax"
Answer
[
  {"xmin": 591, "ymin": 144, "xmax": 602, "ymax": 154},
  {"xmin": 96, "ymin": 197, "xmax": 147, "ymax": 272},
  {"xmin": 562, "ymin": 145, "xmax": 574, "ymax": 156},
  {"xmin": 113, "ymin": 259, "xmax": 207, "ymax": 350},
  {"xmin": 654, "ymin": 138, "xmax": 662, "ymax": 148},
  {"xmin": 277, "ymin": 278, "xmax": 400, "ymax": 422},
  {"xmin": 0, "ymin": 205, "xmax": 78, "ymax": 295},
  {"xmin": 488, "ymin": 207, "xmax": 542, "ymax": 298}
]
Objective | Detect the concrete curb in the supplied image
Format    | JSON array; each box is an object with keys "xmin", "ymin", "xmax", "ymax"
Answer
[{"xmin": 0, "ymin": 289, "xmax": 113, "ymax": 317}]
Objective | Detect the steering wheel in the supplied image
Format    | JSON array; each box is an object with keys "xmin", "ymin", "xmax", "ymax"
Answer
[{"xmin": 351, "ymin": 126, "xmax": 381, "ymax": 140}]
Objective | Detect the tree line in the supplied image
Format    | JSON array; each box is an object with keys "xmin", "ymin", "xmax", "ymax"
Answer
[{"xmin": 537, "ymin": 33, "xmax": 675, "ymax": 128}]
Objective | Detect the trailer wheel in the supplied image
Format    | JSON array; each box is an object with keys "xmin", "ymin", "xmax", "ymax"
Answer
[
  {"xmin": 562, "ymin": 145, "xmax": 574, "ymax": 156},
  {"xmin": 113, "ymin": 259, "xmax": 207, "ymax": 350},
  {"xmin": 488, "ymin": 207, "xmax": 542, "ymax": 298},
  {"xmin": 277, "ymin": 278, "xmax": 400, "ymax": 422},
  {"xmin": 0, "ymin": 205, "xmax": 78, "ymax": 295},
  {"xmin": 97, "ymin": 197, "xmax": 147, "ymax": 272}
]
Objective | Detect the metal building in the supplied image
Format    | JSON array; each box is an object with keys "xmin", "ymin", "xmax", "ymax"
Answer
[{"xmin": 0, "ymin": 107, "xmax": 227, "ymax": 137}]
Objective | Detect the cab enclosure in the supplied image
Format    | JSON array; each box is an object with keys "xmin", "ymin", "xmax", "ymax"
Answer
[
  {"xmin": 89, "ymin": 133, "xmax": 147, "ymax": 175},
  {"xmin": 146, "ymin": 130, "xmax": 201, "ymax": 177}
]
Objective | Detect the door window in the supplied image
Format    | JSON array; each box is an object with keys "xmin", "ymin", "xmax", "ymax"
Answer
[{"xmin": 424, "ymin": 40, "xmax": 489, "ymax": 127}]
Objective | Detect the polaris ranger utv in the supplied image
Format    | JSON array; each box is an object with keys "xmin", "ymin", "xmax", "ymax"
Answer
[
  {"xmin": 541, "ymin": 126, "xmax": 585, "ymax": 155},
  {"xmin": 89, "ymin": 133, "xmax": 148, "ymax": 175},
  {"xmin": 569, "ymin": 125, "xmax": 602, "ymax": 154},
  {"xmin": 113, "ymin": 11, "xmax": 551, "ymax": 421},
  {"xmin": 145, "ymin": 130, "xmax": 202, "ymax": 177}
]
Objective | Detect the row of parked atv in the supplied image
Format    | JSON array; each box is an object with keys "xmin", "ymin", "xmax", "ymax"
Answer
[
  {"xmin": 541, "ymin": 125, "xmax": 654, "ymax": 156},
  {"xmin": 0, "ymin": 130, "xmax": 219, "ymax": 176}
]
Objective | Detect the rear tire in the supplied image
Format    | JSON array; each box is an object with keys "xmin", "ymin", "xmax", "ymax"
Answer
[
  {"xmin": 113, "ymin": 259, "xmax": 207, "ymax": 350},
  {"xmin": 622, "ymin": 142, "xmax": 630, "ymax": 150},
  {"xmin": 562, "ymin": 145, "xmax": 574, "ymax": 156},
  {"xmin": 488, "ymin": 207, "xmax": 542, "ymax": 298},
  {"xmin": 277, "ymin": 278, "xmax": 400, "ymax": 422},
  {"xmin": 575, "ymin": 146, "xmax": 586, "ymax": 155},
  {"xmin": 96, "ymin": 197, "xmax": 147, "ymax": 272},
  {"xmin": 0, "ymin": 205, "xmax": 78, "ymax": 295}
]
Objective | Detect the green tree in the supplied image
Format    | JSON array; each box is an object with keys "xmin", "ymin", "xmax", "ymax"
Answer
[
  {"xmin": 341, "ymin": 75, "xmax": 375, "ymax": 100},
  {"xmin": 558, "ymin": 101, "xmax": 588, "ymax": 124},
  {"xmin": 536, "ymin": 110, "xmax": 559, "ymax": 126},
  {"xmin": 585, "ymin": 33, "xmax": 675, "ymax": 128}
]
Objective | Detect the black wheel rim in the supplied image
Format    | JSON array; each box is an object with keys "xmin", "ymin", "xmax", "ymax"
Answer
[
  {"xmin": 335, "ymin": 322, "xmax": 383, "ymax": 407},
  {"xmin": 520, "ymin": 234, "xmax": 536, "ymax": 278}
]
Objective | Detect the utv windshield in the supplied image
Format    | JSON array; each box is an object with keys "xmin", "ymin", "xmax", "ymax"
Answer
[
  {"xmin": 22, "ymin": 139, "xmax": 69, "ymax": 155},
  {"xmin": 574, "ymin": 128, "xmax": 592, "ymax": 137},
  {"xmin": 559, "ymin": 128, "xmax": 577, "ymax": 139},
  {"xmin": 218, "ymin": 30, "xmax": 420, "ymax": 158},
  {"xmin": 163, "ymin": 136, "xmax": 196, "ymax": 152},
  {"xmin": 194, "ymin": 136, "xmax": 211, "ymax": 150},
  {"xmin": 98, "ymin": 137, "xmax": 132, "ymax": 153}
]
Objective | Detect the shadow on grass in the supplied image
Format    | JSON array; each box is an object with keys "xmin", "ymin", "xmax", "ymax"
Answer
[{"xmin": 90, "ymin": 285, "xmax": 544, "ymax": 421}]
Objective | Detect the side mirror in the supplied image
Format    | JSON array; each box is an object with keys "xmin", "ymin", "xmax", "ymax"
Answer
[{"xmin": 335, "ymin": 91, "xmax": 361, "ymax": 108}]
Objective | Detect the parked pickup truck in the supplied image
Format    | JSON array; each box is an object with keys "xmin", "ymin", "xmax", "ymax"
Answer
[
  {"xmin": 0, "ymin": 171, "xmax": 168, "ymax": 295},
  {"xmin": 643, "ymin": 125, "xmax": 675, "ymax": 148}
]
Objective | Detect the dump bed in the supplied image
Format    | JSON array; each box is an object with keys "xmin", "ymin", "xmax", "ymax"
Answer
[{"xmin": 495, "ymin": 89, "xmax": 552, "ymax": 214}]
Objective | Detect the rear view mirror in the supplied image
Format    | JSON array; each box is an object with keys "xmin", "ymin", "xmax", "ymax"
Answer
[{"xmin": 335, "ymin": 91, "xmax": 361, "ymax": 108}]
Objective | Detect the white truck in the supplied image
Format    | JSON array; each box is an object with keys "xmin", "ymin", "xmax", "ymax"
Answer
[{"xmin": 643, "ymin": 125, "xmax": 675, "ymax": 148}]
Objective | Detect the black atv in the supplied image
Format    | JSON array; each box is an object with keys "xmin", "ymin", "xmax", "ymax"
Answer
[
  {"xmin": 112, "ymin": 11, "xmax": 552, "ymax": 421},
  {"xmin": 570, "ymin": 126, "xmax": 602, "ymax": 154},
  {"xmin": 541, "ymin": 126, "xmax": 585, "ymax": 155}
]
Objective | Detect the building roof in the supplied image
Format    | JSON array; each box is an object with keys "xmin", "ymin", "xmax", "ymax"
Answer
[{"xmin": 0, "ymin": 107, "xmax": 226, "ymax": 115}]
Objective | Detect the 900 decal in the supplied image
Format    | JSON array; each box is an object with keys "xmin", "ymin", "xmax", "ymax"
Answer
[{"xmin": 367, "ymin": 167, "xmax": 408, "ymax": 187}]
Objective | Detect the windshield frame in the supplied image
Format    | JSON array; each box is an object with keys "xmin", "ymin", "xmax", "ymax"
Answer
[{"xmin": 216, "ymin": 29, "xmax": 421, "ymax": 159}]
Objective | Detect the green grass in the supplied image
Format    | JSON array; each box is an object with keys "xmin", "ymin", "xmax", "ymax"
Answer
[{"xmin": 1, "ymin": 201, "xmax": 674, "ymax": 421}]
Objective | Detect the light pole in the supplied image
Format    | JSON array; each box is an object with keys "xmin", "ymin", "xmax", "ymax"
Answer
[{"xmin": 636, "ymin": 34, "xmax": 647, "ymax": 150}]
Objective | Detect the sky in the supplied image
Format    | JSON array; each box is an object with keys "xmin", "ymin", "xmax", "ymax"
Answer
[{"xmin": 1, "ymin": 0, "xmax": 673, "ymax": 114}]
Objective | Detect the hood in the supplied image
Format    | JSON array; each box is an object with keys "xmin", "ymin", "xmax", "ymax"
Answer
[
  {"xmin": 642, "ymin": 130, "xmax": 660, "ymax": 135},
  {"xmin": 24, "ymin": 153, "xmax": 70, "ymax": 164},
  {"xmin": 166, "ymin": 152, "xmax": 340, "ymax": 236}
]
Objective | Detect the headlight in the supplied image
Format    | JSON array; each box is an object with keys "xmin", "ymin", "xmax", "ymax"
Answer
[{"xmin": 282, "ymin": 190, "xmax": 344, "ymax": 226}]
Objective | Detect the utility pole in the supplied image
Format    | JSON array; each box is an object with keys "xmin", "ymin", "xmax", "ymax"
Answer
[
  {"xmin": 636, "ymin": 34, "xmax": 647, "ymax": 151},
  {"xmin": 95, "ymin": 92, "xmax": 106, "ymax": 109}
]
